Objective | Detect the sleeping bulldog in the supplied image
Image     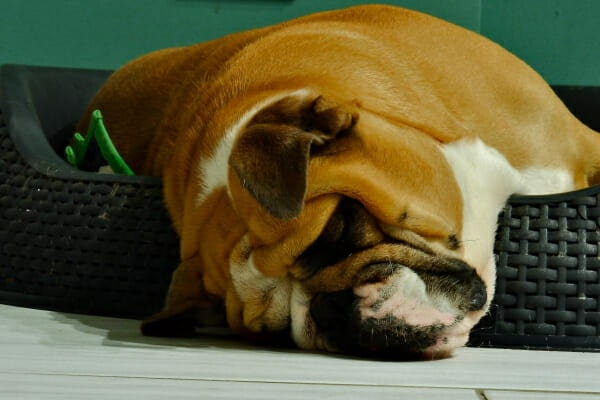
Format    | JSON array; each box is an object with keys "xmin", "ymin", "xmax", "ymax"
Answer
[{"xmin": 77, "ymin": 4, "xmax": 600, "ymax": 358}]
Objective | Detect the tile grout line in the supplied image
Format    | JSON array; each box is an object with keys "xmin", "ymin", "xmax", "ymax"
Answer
[
  {"xmin": 2, "ymin": 369, "xmax": 600, "ymax": 395},
  {"xmin": 0, "ymin": 371, "xmax": 498, "ymax": 393}
]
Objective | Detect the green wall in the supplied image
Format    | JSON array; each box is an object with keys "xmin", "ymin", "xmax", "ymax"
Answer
[
  {"xmin": 481, "ymin": 0, "xmax": 600, "ymax": 85},
  {"xmin": 1, "ymin": 0, "xmax": 598, "ymax": 85}
]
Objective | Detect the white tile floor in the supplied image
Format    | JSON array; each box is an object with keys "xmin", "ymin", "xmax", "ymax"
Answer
[{"xmin": 0, "ymin": 304, "xmax": 599, "ymax": 399}]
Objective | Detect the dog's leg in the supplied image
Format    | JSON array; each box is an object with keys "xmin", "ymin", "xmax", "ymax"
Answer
[{"xmin": 141, "ymin": 257, "xmax": 226, "ymax": 337}]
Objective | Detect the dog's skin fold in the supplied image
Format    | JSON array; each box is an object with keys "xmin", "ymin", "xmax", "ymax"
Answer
[{"xmin": 77, "ymin": 5, "xmax": 600, "ymax": 358}]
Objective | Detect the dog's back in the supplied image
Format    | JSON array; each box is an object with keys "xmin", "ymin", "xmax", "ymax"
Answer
[{"xmin": 79, "ymin": 5, "xmax": 599, "ymax": 185}]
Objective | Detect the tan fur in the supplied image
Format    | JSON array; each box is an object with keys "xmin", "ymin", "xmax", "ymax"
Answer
[{"xmin": 77, "ymin": 5, "xmax": 600, "ymax": 348}]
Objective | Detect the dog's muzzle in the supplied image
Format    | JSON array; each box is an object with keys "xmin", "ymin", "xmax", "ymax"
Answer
[{"xmin": 307, "ymin": 263, "xmax": 487, "ymax": 357}]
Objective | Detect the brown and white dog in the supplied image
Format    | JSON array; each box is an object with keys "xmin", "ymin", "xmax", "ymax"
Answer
[{"xmin": 77, "ymin": 5, "xmax": 600, "ymax": 358}]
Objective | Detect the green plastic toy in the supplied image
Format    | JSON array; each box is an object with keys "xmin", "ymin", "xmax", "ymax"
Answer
[{"xmin": 65, "ymin": 109, "xmax": 135, "ymax": 176}]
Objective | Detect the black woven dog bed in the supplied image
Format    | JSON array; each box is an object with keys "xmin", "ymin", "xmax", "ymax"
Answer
[
  {"xmin": 1, "ymin": 64, "xmax": 599, "ymax": 351},
  {"xmin": 0, "ymin": 64, "xmax": 179, "ymax": 318}
]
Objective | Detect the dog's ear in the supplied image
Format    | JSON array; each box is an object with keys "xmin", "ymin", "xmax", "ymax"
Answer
[{"xmin": 229, "ymin": 95, "xmax": 358, "ymax": 219}]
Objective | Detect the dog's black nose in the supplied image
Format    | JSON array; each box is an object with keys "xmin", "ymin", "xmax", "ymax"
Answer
[{"xmin": 469, "ymin": 276, "xmax": 487, "ymax": 311}]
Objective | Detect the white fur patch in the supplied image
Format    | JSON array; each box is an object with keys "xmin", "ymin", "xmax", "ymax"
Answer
[
  {"xmin": 196, "ymin": 89, "xmax": 313, "ymax": 205},
  {"xmin": 196, "ymin": 125, "xmax": 238, "ymax": 206},
  {"xmin": 229, "ymin": 236, "xmax": 292, "ymax": 332},
  {"xmin": 290, "ymin": 282, "xmax": 315, "ymax": 349},
  {"xmin": 519, "ymin": 167, "xmax": 574, "ymax": 195},
  {"xmin": 441, "ymin": 138, "xmax": 524, "ymax": 270}
]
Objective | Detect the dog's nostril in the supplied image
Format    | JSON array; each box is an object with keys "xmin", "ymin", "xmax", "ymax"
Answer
[{"xmin": 469, "ymin": 276, "xmax": 487, "ymax": 311}]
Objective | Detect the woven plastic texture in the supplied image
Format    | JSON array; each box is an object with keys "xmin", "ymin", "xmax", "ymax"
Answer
[
  {"xmin": 470, "ymin": 192, "xmax": 600, "ymax": 350},
  {"xmin": 0, "ymin": 65, "xmax": 599, "ymax": 350}
]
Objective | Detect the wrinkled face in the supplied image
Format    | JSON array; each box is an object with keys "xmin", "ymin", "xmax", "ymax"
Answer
[
  {"xmin": 230, "ymin": 197, "xmax": 488, "ymax": 359},
  {"xmin": 225, "ymin": 93, "xmax": 491, "ymax": 358},
  {"xmin": 290, "ymin": 199, "xmax": 488, "ymax": 358}
]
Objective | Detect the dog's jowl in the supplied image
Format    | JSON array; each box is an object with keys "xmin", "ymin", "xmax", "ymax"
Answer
[{"xmin": 77, "ymin": 5, "xmax": 600, "ymax": 358}]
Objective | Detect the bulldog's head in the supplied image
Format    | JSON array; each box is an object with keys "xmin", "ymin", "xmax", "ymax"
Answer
[{"xmin": 144, "ymin": 92, "xmax": 491, "ymax": 359}]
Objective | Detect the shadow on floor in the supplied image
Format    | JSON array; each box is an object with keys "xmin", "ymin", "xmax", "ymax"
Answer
[{"xmin": 50, "ymin": 310, "xmax": 306, "ymax": 355}]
